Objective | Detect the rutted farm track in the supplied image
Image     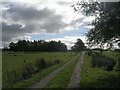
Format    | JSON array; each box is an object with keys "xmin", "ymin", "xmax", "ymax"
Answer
[
  {"xmin": 29, "ymin": 54, "xmax": 80, "ymax": 88},
  {"xmin": 3, "ymin": 52, "xmax": 85, "ymax": 88},
  {"xmin": 29, "ymin": 52, "xmax": 85, "ymax": 88}
]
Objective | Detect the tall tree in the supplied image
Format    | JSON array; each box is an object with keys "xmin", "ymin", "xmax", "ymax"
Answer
[
  {"xmin": 71, "ymin": 39, "xmax": 85, "ymax": 51},
  {"xmin": 73, "ymin": 1, "xmax": 120, "ymax": 49},
  {"xmin": 9, "ymin": 42, "xmax": 17, "ymax": 51}
]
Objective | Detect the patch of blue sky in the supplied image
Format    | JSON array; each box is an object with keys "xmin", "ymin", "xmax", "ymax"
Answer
[
  {"xmin": 6, "ymin": 4, "xmax": 14, "ymax": 7},
  {"xmin": 2, "ymin": 3, "xmax": 14, "ymax": 10},
  {"xmin": 30, "ymin": 24, "xmax": 89, "ymax": 40}
]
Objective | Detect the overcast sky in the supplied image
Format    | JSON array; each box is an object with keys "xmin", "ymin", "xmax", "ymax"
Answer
[{"xmin": 1, "ymin": 0, "xmax": 96, "ymax": 49}]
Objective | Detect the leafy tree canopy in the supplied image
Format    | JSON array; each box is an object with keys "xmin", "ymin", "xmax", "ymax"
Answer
[
  {"xmin": 4, "ymin": 40, "xmax": 67, "ymax": 52},
  {"xmin": 73, "ymin": 1, "xmax": 120, "ymax": 49},
  {"xmin": 71, "ymin": 39, "xmax": 86, "ymax": 51}
]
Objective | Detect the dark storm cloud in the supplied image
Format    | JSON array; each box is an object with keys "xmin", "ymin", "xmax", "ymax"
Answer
[
  {"xmin": 2, "ymin": 3, "xmax": 67, "ymax": 46},
  {"xmin": 2, "ymin": 22, "xmax": 24, "ymax": 42}
]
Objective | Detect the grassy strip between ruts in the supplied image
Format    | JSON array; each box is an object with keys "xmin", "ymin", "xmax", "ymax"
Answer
[
  {"xmin": 44, "ymin": 53, "xmax": 81, "ymax": 88},
  {"xmin": 80, "ymin": 52, "xmax": 120, "ymax": 88},
  {"xmin": 11, "ymin": 54, "xmax": 76, "ymax": 88}
]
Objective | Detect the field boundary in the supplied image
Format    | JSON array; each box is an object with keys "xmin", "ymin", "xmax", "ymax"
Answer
[{"xmin": 28, "ymin": 54, "xmax": 80, "ymax": 88}]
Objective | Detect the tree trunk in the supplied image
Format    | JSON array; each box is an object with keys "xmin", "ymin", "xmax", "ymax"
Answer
[{"xmin": 118, "ymin": 58, "xmax": 120, "ymax": 70}]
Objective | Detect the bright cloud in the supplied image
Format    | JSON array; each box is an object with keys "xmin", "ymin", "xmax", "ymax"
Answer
[
  {"xmin": 46, "ymin": 36, "xmax": 87, "ymax": 50},
  {"xmin": 85, "ymin": 25, "xmax": 95, "ymax": 29},
  {"xmin": 1, "ymin": 0, "xmax": 95, "ymax": 47}
]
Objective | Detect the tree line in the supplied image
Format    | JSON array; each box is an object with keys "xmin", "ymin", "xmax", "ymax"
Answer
[{"xmin": 4, "ymin": 40, "xmax": 67, "ymax": 52}]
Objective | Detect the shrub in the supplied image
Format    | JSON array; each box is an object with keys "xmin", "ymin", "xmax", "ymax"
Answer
[
  {"xmin": 91, "ymin": 55, "xmax": 116, "ymax": 71},
  {"xmin": 54, "ymin": 59, "xmax": 60, "ymax": 65},
  {"xmin": 118, "ymin": 58, "xmax": 120, "ymax": 71},
  {"xmin": 47, "ymin": 60, "xmax": 54, "ymax": 67},
  {"xmin": 35, "ymin": 58, "xmax": 47, "ymax": 72},
  {"xmin": 6, "ymin": 70, "xmax": 22, "ymax": 84},
  {"xmin": 21, "ymin": 63, "xmax": 35, "ymax": 79},
  {"xmin": 87, "ymin": 50, "xmax": 92, "ymax": 56},
  {"xmin": 5, "ymin": 57, "xmax": 61, "ymax": 86}
]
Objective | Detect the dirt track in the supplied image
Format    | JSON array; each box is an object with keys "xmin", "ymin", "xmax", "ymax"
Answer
[
  {"xmin": 28, "ymin": 54, "xmax": 80, "ymax": 88},
  {"xmin": 68, "ymin": 52, "xmax": 85, "ymax": 88}
]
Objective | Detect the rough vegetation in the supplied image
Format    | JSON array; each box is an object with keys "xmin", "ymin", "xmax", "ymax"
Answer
[
  {"xmin": 80, "ymin": 51, "xmax": 120, "ymax": 88},
  {"xmin": 2, "ymin": 52, "xmax": 75, "ymax": 88},
  {"xmin": 91, "ymin": 53, "xmax": 116, "ymax": 71},
  {"xmin": 5, "ymin": 58, "xmax": 60, "ymax": 86}
]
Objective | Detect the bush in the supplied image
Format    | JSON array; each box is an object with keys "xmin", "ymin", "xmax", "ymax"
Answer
[
  {"xmin": 6, "ymin": 70, "xmax": 22, "ymax": 84},
  {"xmin": 6, "ymin": 58, "xmax": 47, "ymax": 84},
  {"xmin": 5, "ymin": 58, "xmax": 62, "ymax": 85},
  {"xmin": 47, "ymin": 60, "xmax": 54, "ymax": 67},
  {"xmin": 21, "ymin": 63, "xmax": 35, "ymax": 79},
  {"xmin": 6, "ymin": 62, "xmax": 36, "ymax": 84},
  {"xmin": 91, "ymin": 55, "xmax": 116, "ymax": 71},
  {"xmin": 118, "ymin": 58, "xmax": 120, "ymax": 71},
  {"xmin": 35, "ymin": 58, "xmax": 47, "ymax": 72},
  {"xmin": 54, "ymin": 59, "xmax": 60, "ymax": 65},
  {"xmin": 87, "ymin": 50, "xmax": 92, "ymax": 56}
]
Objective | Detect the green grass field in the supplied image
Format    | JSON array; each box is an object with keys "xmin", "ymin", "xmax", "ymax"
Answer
[
  {"xmin": 80, "ymin": 51, "xmax": 120, "ymax": 88},
  {"xmin": 3, "ymin": 51, "xmax": 120, "ymax": 88},
  {"xmin": 2, "ymin": 51, "xmax": 76, "ymax": 88}
]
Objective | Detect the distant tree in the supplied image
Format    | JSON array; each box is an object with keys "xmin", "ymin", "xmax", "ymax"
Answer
[
  {"xmin": 8, "ymin": 40, "xmax": 67, "ymax": 52},
  {"xmin": 71, "ymin": 39, "xmax": 85, "ymax": 51},
  {"xmin": 9, "ymin": 42, "xmax": 17, "ymax": 51},
  {"xmin": 3, "ymin": 46, "xmax": 9, "ymax": 51}
]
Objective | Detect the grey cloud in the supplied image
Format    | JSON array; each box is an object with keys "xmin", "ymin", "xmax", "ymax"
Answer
[
  {"xmin": 2, "ymin": 2, "xmax": 90, "ymax": 47},
  {"xmin": 2, "ymin": 3, "xmax": 67, "ymax": 46},
  {"xmin": 2, "ymin": 22, "xmax": 24, "ymax": 42},
  {"xmin": 57, "ymin": 2, "xmax": 74, "ymax": 6},
  {"xmin": 41, "ymin": 15, "xmax": 66, "ymax": 33},
  {"xmin": 69, "ymin": 18, "xmax": 84, "ymax": 26},
  {"xmin": 4, "ymin": 6, "xmax": 55, "ymax": 22}
]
